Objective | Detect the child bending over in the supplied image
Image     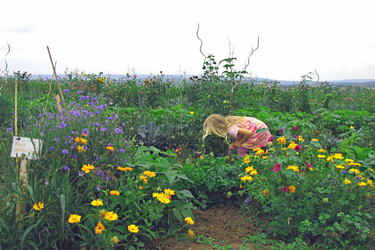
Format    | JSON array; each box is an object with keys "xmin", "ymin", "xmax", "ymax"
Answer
[{"xmin": 203, "ymin": 114, "xmax": 272, "ymax": 157}]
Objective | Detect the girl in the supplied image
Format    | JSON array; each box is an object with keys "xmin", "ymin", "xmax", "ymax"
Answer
[{"xmin": 202, "ymin": 114, "xmax": 272, "ymax": 157}]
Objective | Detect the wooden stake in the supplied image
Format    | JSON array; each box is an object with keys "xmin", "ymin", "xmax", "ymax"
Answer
[
  {"xmin": 55, "ymin": 94, "xmax": 62, "ymax": 114},
  {"xmin": 15, "ymin": 158, "xmax": 28, "ymax": 224}
]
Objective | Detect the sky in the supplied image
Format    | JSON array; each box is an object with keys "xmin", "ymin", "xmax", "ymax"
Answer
[{"xmin": 0, "ymin": 0, "xmax": 374, "ymax": 81}]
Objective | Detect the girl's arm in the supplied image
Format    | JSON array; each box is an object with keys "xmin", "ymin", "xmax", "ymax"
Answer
[{"xmin": 231, "ymin": 128, "xmax": 253, "ymax": 148}]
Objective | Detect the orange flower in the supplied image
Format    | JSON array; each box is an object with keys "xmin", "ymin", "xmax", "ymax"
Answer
[
  {"xmin": 106, "ymin": 146, "xmax": 114, "ymax": 151},
  {"xmin": 95, "ymin": 221, "xmax": 105, "ymax": 234},
  {"xmin": 263, "ymin": 189, "xmax": 270, "ymax": 197},
  {"xmin": 200, "ymin": 155, "xmax": 204, "ymax": 159}
]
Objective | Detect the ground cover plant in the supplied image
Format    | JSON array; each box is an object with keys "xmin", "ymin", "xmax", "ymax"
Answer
[{"xmin": 1, "ymin": 62, "xmax": 375, "ymax": 249}]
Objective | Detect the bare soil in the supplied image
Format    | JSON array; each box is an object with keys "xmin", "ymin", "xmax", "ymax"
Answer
[{"xmin": 147, "ymin": 205, "xmax": 265, "ymax": 250}]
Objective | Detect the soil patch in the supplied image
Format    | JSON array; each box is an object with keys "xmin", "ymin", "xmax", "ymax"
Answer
[{"xmin": 147, "ymin": 205, "xmax": 264, "ymax": 250}]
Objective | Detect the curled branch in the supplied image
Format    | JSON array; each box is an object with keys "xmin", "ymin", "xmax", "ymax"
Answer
[
  {"xmin": 4, "ymin": 39, "xmax": 10, "ymax": 74},
  {"xmin": 243, "ymin": 36, "xmax": 260, "ymax": 71},
  {"xmin": 196, "ymin": 22, "xmax": 206, "ymax": 69},
  {"xmin": 315, "ymin": 68, "xmax": 320, "ymax": 85}
]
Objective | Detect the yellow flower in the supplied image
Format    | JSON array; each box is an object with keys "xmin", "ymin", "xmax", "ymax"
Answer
[
  {"xmin": 185, "ymin": 217, "xmax": 195, "ymax": 225},
  {"xmin": 287, "ymin": 165, "xmax": 299, "ymax": 172},
  {"xmin": 77, "ymin": 145, "xmax": 86, "ymax": 153},
  {"xmin": 345, "ymin": 159, "xmax": 355, "ymax": 163},
  {"xmin": 334, "ymin": 153, "xmax": 344, "ymax": 160},
  {"xmin": 312, "ymin": 138, "xmax": 319, "ymax": 142},
  {"xmin": 243, "ymin": 155, "xmax": 251, "ymax": 164},
  {"xmin": 188, "ymin": 229, "xmax": 195, "ymax": 238},
  {"xmin": 240, "ymin": 175, "xmax": 253, "ymax": 181},
  {"xmin": 317, "ymin": 149, "xmax": 326, "ymax": 153},
  {"xmin": 128, "ymin": 224, "xmax": 139, "ymax": 233},
  {"xmin": 95, "ymin": 221, "xmax": 105, "ymax": 234},
  {"xmin": 326, "ymin": 155, "xmax": 334, "ymax": 162},
  {"xmin": 350, "ymin": 126, "xmax": 354, "ymax": 129},
  {"xmin": 368, "ymin": 180, "xmax": 373, "ymax": 185},
  {"xmin": 263, "ymin": 189, "xmax": 270, "ymax": 197},
  {"xmin": 144, "ymin": 171, "xmax": 156, "ymax": 178},
  {"xmin": 336, "ymin": 164, "xmax": 345, "ymax": 170},
  {"xmin": 68, "ymin": 214, "xmax": 81, "ymax": 223},
  {"xmin": 289, "ymin": 185, "xmax": 296, "ymax": 193},
  {"xmin": 111, "ymin": 236, "xmax": 119, "ymax": 244},
  {"xmin": 75, "ymin": 137, "xmax": 87, "ymax": 144},
  {"xmin": 110, "ymin": 190, "xmax": 120, "ymax": 196},
  {"xmin": 106, "ymin": 146, "xmax": 114, "ymax": 151},
  {"xmin": 317, "ymin": 154, "xmax": 326, "ymax": 159},
  {"xmin": 153, "ymin": 192, "xmax": 171, "ymax": 204},
  {"xmin": 245, "ymin": 166, "xmax": 255, "ymax": 173},
  {"xmin": 288, "ymin": 141, "xmax": 297, "ymax": 150},
  {"xmin": 33, "ymin": 202, "xmax": 44, "ymax": 211},
  {"xmin": 164, "ymin": 189, "xmax": 175, "ymax": 196},
  {"xmin": 349, "ymin": 168, "xmax": 360, "ymax": 174},
  {"xmin": 91, "ymin": 199, "xmax": 103, "ymax": 207},
  {"xmin": 249, "ymin": 170, "xmax": 258, "ymax": 176},
  {"xmin": 343, "ymin": 178, "xmax": 351, "ymax": 185},
  {"xmin": 117, "ymin": 166, "xmax": 133, "ymax": 171},
  {"xmin": 298, "ymin": 135, "xmax": 305, "ymax": 142},
  {"xmin": 255, "ymin": 149, "xmax": 265, "ymax": 156},
  {"xmin": 348, "ymin": 162, "xmax": 362, "ymax": 167},
  {"xmin": 190, "ymin": 111, "xmax": 194, "ymax": 115},
  {"xmin": 277, "ymin": 136, "xmax": 286, "ymax": 144},
  {"xmin": 81, "ymin": 164, "xmax": 94, "ymax": 173},
  {"xmin": 262, "ymin": 156, "xmax": 268, "ymax": 159},
  {"xmin": 105, "ymin": 211, "xmax": 118, "ymax": 221},
  {"xmin": 358, "ymin": 182, "xmax": 367, "ymax": 186},
  {"xmin": 139, "ymin": 174, "xmax": 148, "ymax": 184}
]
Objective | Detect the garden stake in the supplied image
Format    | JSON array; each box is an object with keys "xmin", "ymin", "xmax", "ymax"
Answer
[{"xmin": 47, "ymin": 46, "xmax": 70, "ymax": 123}]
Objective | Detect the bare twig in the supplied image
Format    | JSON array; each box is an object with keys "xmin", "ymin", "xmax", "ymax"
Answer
[
  {"xmin": 4, "ymin": 39, "xmax": 10, "ymax": 74},
  {"xmin": 196, "ymin": 22, "xmax": 206, "ymax": 69},
  {"xmin": 315, "ymin": 68, "xmax": 320, "ymax": 85},
  {"xmin": 243, "ymin": 36, "xmax": 260, "ymax": 71}
]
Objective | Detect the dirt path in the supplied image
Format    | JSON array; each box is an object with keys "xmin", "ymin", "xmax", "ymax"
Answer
[{"xmin": 148, "ymin": 205, "xmax": 262, "ymax": 250}]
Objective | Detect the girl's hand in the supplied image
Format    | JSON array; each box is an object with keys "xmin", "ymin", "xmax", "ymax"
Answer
[{"xmin": 229, "ymin": 143, "xmax": 235, "ymax": 150}]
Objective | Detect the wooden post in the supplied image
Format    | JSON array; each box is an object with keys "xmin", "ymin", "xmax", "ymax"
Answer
[
  {"xmin": 55, "ymin": 94, "xmax": 62, "ymax": 114},
  {"xmin": 15, "ymin": 158, "xmax": 28, "ymax": 224}
]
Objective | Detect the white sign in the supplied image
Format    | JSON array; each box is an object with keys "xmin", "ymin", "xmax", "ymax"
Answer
[{"xmin": 11, "ymin": 137, "xmax": 43, "ymax": 160}]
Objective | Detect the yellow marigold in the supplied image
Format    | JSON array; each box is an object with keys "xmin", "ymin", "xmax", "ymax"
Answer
[
  {"xmin": 343, "ymin": 178, "xmax": 351, "ymax": 185},
  {"xmin": 111, "ymin": 236, "xmax": 119, "ymax": 244},
  {"xmin": 277, "ymin": 136, "xmax": 286, "ymax": 144},
  {"xmin": 240, "ymin": 175, "xmax": 253, "ymax": 182},
  {"xmin": 245, "ymin": 166, "xmax": 255, "ymax": 173},
  {"xmin": 255, "ymin": 149, "xmax": 264, "ymax": 156},
  {"xmin": 334, "ymin": 153, "xmax": 344, "ymax": 160},
  {"xmin": 164, "ymin": 189, "xmax": 175, "ymax": 196},
  {"xmin": 105, "ymin": 211, "xmax": 118, "ymax": 221},
  {"xmin": 185, "ymin": 217, "xmax": 194, "ymax": 225},
  {"xmin": 358, "ymin": 182, "xmax": 367, "ymax": 186},
  {"xmin": 95, "ymin": 221, "xmax": 105, "ymax": 234},
  {"xmin": 368, "ymin": 180, "xmax": 373, "ymax": 185},
  {"xmin": 348, "ymin": 162, "xmax": 362, "ymax": 167},
  {"xmin": 33, "ymin": 202, "xmax": 44, "ymax": 211},
  {"xmin": 263, "ymin": 189, "xmax": 270, "ymax": 197},
  {"xmin": 262, "ymin": 156, "xmax": 268, "ymax": 159},
  {"xmin": 298, "ymin": 135, "xmax": 305, "ymax": 142},
  {"xmin": 153, "ymin": 192, "xmax": 171, "ymax": 204},
  {"xmin": 317, "ymin": 149, "xmax": 326, "ymax": 153},
  {"xmin": 139, "ymin": 174, "xmax": 148, "ymax": 184},
  {"xmin": 345, "ymin": 159, "xmax": 355, "ymax": 163},
  {"xmin": 326, "ymin": 156, "xmax": 334, "ymax": 162},
  {"xmin": 117, "ymin": 166, "xmax": 133, "ymax": 171},
  {"xmin": 75, "ymin": 137, "xmax": 87, "ymax": 144},
  {"xmin": 81, "ymin": 164, "xmax": 94, "ymax": 173},
  {"xmin": 77, "ymin": 145, "xmax": 86, "ymax": 153},
  {"xmin": 110, "ymin": 190, "xmax": 120, "ymax": 196},
  {"xmin": 350, "ymin": 126, "xmax": 354, "ymax": 129},
  {"xmin": 287, "ymin": 165, "xmax": 299, "ymax": 172},
  {"xmin": 289, "ymin": 185, "xmax": 296, "ymax": 193},
  {"xmin": 336, "ymin": 164, "xmax": 345, "ymax": 170},
  {"xmin": 188, "ymin": 229, "xmax": 194, "ymax": 238},
  {"xmin": 249, "ymin": 170, "xmax": 258, "ymax": 176},
  {"xmin": 128, "ymin": 224, "xmax": 139, "ymax": 233},
  {"xmin": 312, "ymin": 138, "xmax": 319, "ymax": 142},
  {"xmin": 99, "ymin": 209, "xmax": 106, "ymax": 218},
  {"xmin": 243, "ymin": 155, "xmax": 251, "ymax": 164},
  {"xmin": 288, "ymin": 142, "xmax": 297, "ymax": 150},
  {"xmin": 106, "ymin": 146, "xmax": 114, "ymax": 151},
  {"xmin": 91, "ymin": 199, "xmax": 103, "ymax": 207},
  {"xmin": 68, "ymin": 214, "xmax": 81, "ymax": 223},
  {"xmin": 349, "ymin": 168, "xmax": 360, "ymax": 174},
  {"xmin": 143, "ymin": 170, "xmax": 156, "ymax": 177},
  {"xmin": 317, "ymin": 154, "xmax": 326, "ymax": 159}
]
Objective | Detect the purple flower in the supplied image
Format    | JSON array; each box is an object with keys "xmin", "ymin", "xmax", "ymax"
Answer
[
  {"xmin": 96, "ymin": 185, "xmax": 101, "ymax": 191},
  {"xmin": 282, "ymin": 186, "xmax": 289, "ymax": 193},
  {"xmin": 119, "ymin": 148, "xmax": 125, "ymax": 153},
  {"xmin": 94, "ymin": 122, "xmax": 100, "ymax": 127},
  {"xmin": 293, "ymin": 134, "xmax": 298, "ymax": 140},
  {"xmin": 6, "ymin": 127, "xmax": 12, "ymax": 133},
  {"xmin": 101, "ymin": 127, "xmax": 108, "ymax": 132},
  {"xmin": 77, "ymin": 90, "xmax": 83, "ymax": 94},
  {"xmin": 278, "ymin": 128, "xmax": 284, "ymax": 134},
  {"xmin": 71, "ymin": 154, "xmax": 78, "ymax": 159},
  {"xmin": 79, "ymin": 171, "xmax": 85, "ymax": 176},
  {"xmin": 82, "ymin": 128, "xmax": 89, "ymax": 135},
  {"xmin": 54, "ymin": 136, "xmax": 60, "ymax": 142},
  {"xmin": 268, "ymin": 136, "xmax": 273, "ymax": 142},
  {"xmin": 245, "ymin": 197, "xmax": 250, "ymax": 204},
  {"xmin": 122, "ymin": 158, "xmax": 126, "ymax": 162},
  {"xmin": 342, "ymin": 171, "xmax": 347, "ymax": 174},
  {"xmin": 49, "ymin": 147, "xmax": 54, "ymax": 151},
  {"xmin": 62, "ymin": 149, "xmax": 69, "ymax": 154},
  {"xmin": 114, "ymin": 127, "xmax": 123, "ymax": 134},
  {"xmin": 63, "ymin": 166, "xmax": 70, "ymax": 171},
  {"xmin": 59, "ymin": 121, "xmax": 67, "ymax": 129},
  {"xmin": 45, "ymin": 180, "xmax": 49, "ymax": 186},
  {"xmin": 63, "ymin": 89, "xmax": 69, "ymax": 92}
]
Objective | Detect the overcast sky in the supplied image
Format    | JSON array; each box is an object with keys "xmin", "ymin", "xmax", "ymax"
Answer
[{"xmin": 1, "ymin": 0, "xmax": 374, "ymax": 81}]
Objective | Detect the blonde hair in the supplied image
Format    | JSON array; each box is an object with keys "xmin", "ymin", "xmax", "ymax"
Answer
[{"xmin": 202, "ymin": 114, "xmax": 247, "ymax": 143}]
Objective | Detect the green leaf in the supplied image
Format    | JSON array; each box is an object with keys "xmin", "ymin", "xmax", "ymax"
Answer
[
  {"xmin": 26, "ymin": 185, "xmax": 34, "ymax": 203},
  {"xmin": 60, "ymin": 194, "xmax": 66, "ymax": 232}
]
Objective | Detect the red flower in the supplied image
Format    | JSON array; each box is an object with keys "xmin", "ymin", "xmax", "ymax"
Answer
[
  {"xmin": 268, "ymin": 136, "xmax": 274, "ymax": 142},
  {"xmin": 282, "ymin": 186, "xmax": 289, "ymax": 193},
  {"xmin": 295, "ymin": 145, "xmax": 302, "ymax": 152},
  {"xmin": 306, "ymin": 160, "xmax": 312, "ymax": 168},
  {"xmin": 273, "ymin": 163, "xmax": 281, "ymax": 173},
  {"xmin": 292, "ymin": 126, "xmax": 298, "ymax": 131}
]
